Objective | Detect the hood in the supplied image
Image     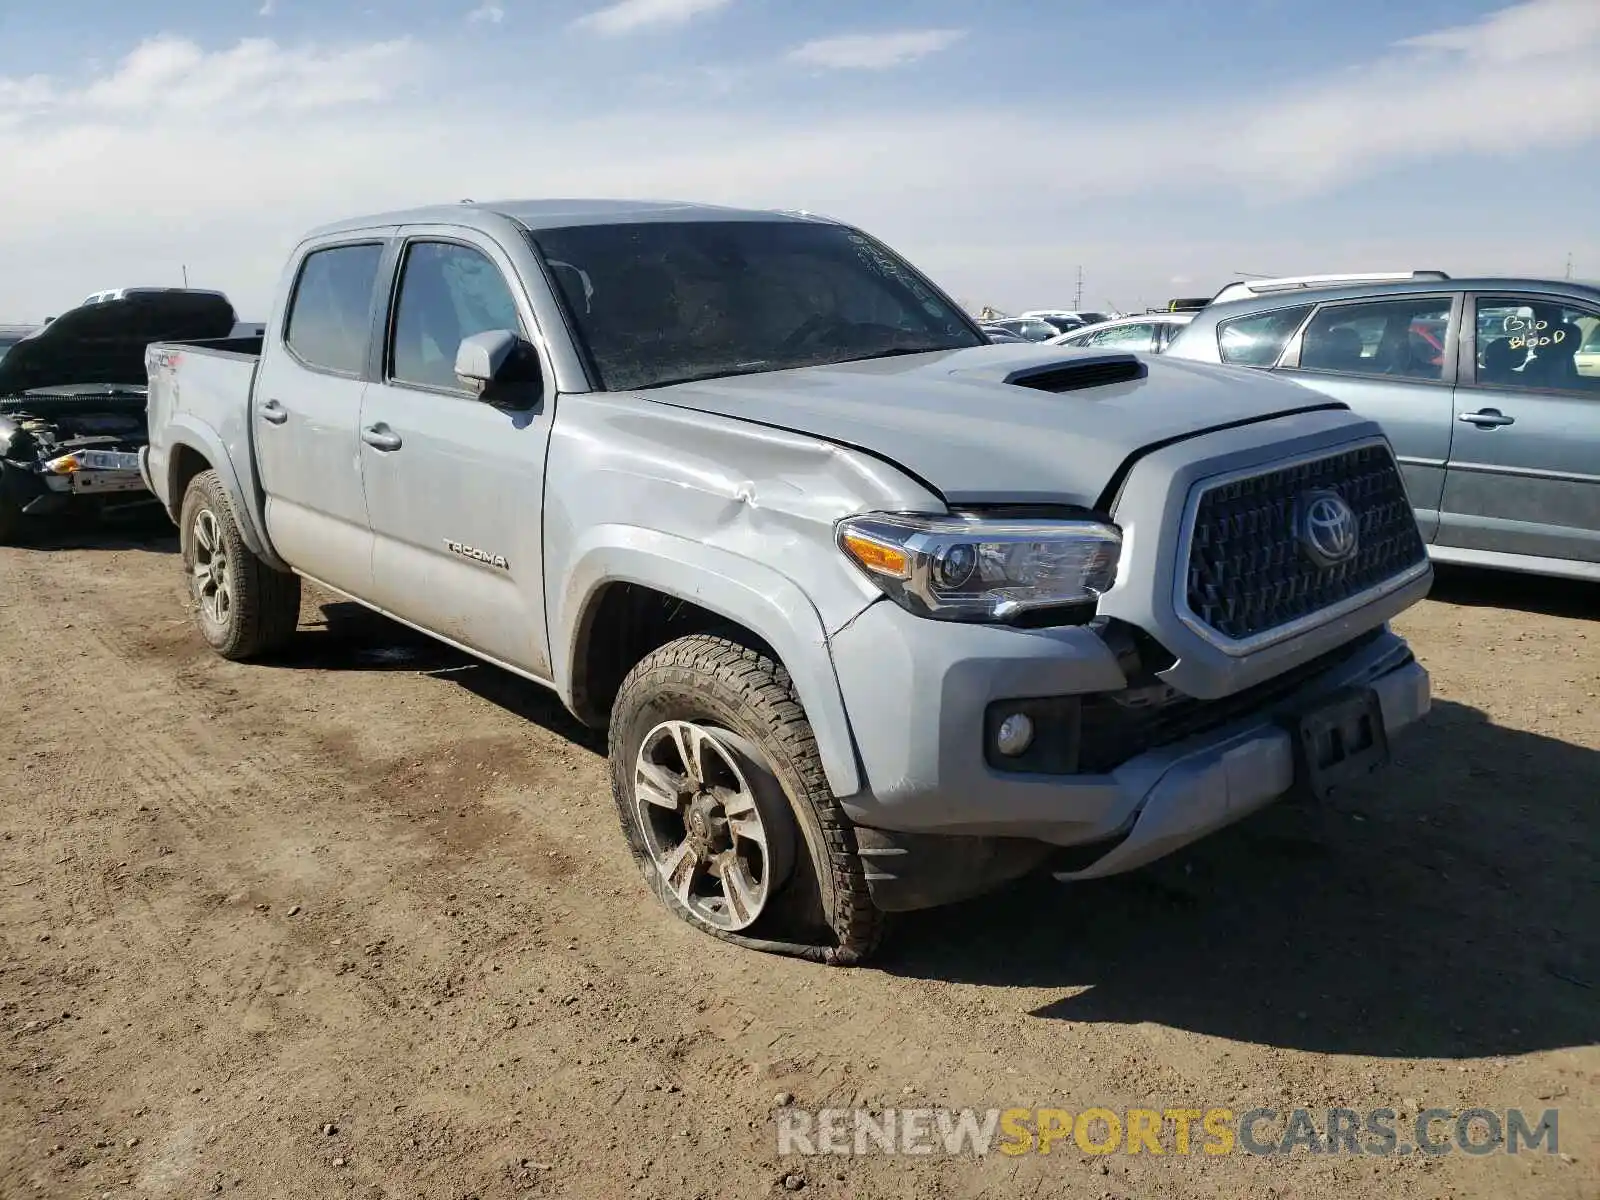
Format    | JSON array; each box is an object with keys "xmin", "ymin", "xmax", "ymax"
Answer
[
  {"xmin": 0, "ymin": 292, "xmax": 237, "ymax": 396},
  {"xmin": 641, "ymin": 344, "xmax": 1346, "ymax": 507}
]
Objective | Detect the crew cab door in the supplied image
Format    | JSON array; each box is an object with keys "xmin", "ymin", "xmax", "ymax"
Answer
[
  {"xmin": 1272, "ymin": 293, "xmax": 1461, "ymax": 542},
  {"xmin": 1437, "ymin": 292, "xmax": 1600, "ymax": 565},
  {"xmin": 252, "ymin": 237, "xmax": 388, "ymax": 596},
  {"xmin": 357, "ymin": 230, "xmax": 556, "ymax": 677}
]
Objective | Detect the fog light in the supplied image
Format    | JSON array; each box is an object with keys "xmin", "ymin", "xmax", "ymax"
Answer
[{"xmin": 994, "ymin": 712, "xmax": 1035, "ymax": 757}]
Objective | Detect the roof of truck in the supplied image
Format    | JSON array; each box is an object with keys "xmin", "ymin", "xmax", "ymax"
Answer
[{"xmin": 304, "ymin": 198, "xmax": 835, "ymax": 239}]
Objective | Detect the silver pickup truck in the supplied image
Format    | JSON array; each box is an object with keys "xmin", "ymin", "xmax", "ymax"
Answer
[{"xmin": 143, "ymin": 199, "xmax": 1433, "ymax": 964}]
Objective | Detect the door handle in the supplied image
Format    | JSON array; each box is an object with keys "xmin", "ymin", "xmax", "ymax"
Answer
[
  {"xmin": 258, "ymin": 398, "xmax": 288, "ymax": 425},
  {"xmin": 361, "ymin": 424, "xmax": 402, "ymax": 451},
  {"xmin": 1458, "ymin": 408, "xmax": 1515, "ymax": 428}
]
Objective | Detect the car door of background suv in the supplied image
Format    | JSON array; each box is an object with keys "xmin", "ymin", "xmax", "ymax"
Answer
[
  {"xmin": 357, "ymin": 228, "xmax": 558, "ymax": 679},
  {"xmin": 1272, "ymin": 291, "xmax": 1462, "ymax": 543},
  {"xmin": 1436, "ymin": 292, "xmax": 1600, "ymax": 569}
]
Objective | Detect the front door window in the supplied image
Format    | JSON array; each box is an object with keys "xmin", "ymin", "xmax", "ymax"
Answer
[{"xmin": 1475, "ymin": 298, "xmax": 1600, "ymax": 393}]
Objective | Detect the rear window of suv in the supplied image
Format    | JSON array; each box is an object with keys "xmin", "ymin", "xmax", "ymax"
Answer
[{"xmin": 1216, "ymin": 305, "xmax": 1312, "ymax": 367}]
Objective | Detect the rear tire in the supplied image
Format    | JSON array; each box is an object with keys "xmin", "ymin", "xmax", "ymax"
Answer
[
  {"xmin": 179, "ymin": 469, "xmax": 300, "ymax": 660},
  {"xmin": 608, "ymin": 633, "xmax": 886, "ymax": 964}
]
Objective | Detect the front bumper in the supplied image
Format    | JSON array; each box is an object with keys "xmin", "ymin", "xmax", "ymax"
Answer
[
  {"xmin": 7, "ymin": 453, "xmax": 153, "ymax": 519},
  {"xmin": 1051, "ymin": 651, "xmax": 1427, "ymax": 880},
  {"xmin": 37, "ymin": 450, "xmax": 147, "ymax": 496},
  {"xmin": 828, "ymin": 600, "xmax": 1429, "ymax": 890},
  {"xmin": 44, "ymin": 469, "xmax": 148, "ymax": 497}
]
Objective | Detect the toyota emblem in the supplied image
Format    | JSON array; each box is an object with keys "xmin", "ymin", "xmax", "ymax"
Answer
[{"xmin": 1297, "ymin": 490, "xmax": 1360, "ymax": 567}]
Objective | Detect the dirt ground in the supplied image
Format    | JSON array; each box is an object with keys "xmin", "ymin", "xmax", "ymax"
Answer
[{"xmin": 1, "ymin": 520, "xmax": 1595, "ymax": 1200}]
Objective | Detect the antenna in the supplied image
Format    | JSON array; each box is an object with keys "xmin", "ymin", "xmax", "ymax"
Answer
[
  {"xmin": 182, "ymin": 264, "xmax": 190, "ymax": 288},
  {"xmin": 1566, "ymin": 251, "xmax": 1574, "ymax": 280},
  {"xmin": 1074, "ymin": 266, "xmax": 1084, "ymax": 311}
]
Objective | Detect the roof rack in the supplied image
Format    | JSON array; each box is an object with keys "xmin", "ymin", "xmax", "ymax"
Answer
[{"xmin": 1208, "ymin": 271, "xmax": 1450, "ymax": 307}]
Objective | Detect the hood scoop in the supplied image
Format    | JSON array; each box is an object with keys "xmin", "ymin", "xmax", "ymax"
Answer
[{"xmin": 1003, "ymin": 354, "xmax": 1147, "ymax": 393}]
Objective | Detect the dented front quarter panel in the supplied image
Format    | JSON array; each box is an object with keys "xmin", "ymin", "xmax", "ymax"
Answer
[{"xmin": 544, "ymin": 391, "xmax": 943, "ymax": 797}]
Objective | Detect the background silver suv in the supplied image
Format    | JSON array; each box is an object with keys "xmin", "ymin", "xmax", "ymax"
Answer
[{"xmin": 1165, "ymin": 278, "xmax": 1600, "ymax": 584}]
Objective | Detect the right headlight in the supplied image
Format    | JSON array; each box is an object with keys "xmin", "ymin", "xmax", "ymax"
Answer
[{"xmin": 836, "ymin": 511, "xmax": 1122, "ymax": 622}]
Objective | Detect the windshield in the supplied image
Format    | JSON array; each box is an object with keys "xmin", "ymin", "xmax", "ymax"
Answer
[
  {"xmin": 0, "ymin": 338, "xmax": 20, "ymax": 363},
  {"xmin": 529, "ymin": 220, "xmax": 986, "ymax": 390}
]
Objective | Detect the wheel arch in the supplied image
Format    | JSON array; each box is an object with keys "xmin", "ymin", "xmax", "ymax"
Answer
[
  {"xmin": 556, "ymin": 528, "xmax": 864, "ymax": 799},
  {"xmin": 162, "ymin": 417, "xmax": 284, "ymax": 570}
]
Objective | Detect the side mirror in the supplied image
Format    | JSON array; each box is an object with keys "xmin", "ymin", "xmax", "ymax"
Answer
[{"xmin": 454, "ymin": 329, "xmax": 541, "ymax": 406}]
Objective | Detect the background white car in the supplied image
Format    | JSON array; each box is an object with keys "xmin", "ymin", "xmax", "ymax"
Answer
[{"xmin": 1046, "ymin": 311, "xmax": 1195, "ymax": 354}]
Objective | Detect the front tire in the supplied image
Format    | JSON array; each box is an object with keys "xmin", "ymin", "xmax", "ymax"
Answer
[
  {"xmin": 609, "ymin": 633, "xmax": 886, "ymax": 964},
  {"xmin": 179, "ymin": 469, "xmax": 300, "ymax": 660}
]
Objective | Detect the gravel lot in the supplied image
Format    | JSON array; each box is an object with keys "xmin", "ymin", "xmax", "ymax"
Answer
[{"xmin": 1, "ymin": 521, "xmax": 1595, "ymax": 1199}]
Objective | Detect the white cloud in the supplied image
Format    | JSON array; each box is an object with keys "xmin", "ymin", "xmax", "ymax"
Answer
[
  {"xmin": 0, "ymin": 0, "xmax": 1597, "ymax": 319},
  {"xmin": 787, "ymin": 28, "xmax": 966, "ymax": 71},
  {"xmin": 259, "ymin": 0, "xmax": 275, "ymax": 14},
  {"xmin": 468, "ymin": 2, "xmax": 505, "ymax": 23},
  {"xmin": 1398, "ymin": 0, "xmax": 1600, "ymax": 61},
  {"xmin": 571, "ymin": 0, "xmax": 734, "ymax": 36},
  {"xmin": 14, "ymin": 34, "xmax": 418, "ymax": 116}
]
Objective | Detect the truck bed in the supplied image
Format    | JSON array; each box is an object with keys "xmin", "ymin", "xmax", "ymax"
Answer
[{"xmin": 142, "ymin": 337, "xmax": 265, "ymax": 520}]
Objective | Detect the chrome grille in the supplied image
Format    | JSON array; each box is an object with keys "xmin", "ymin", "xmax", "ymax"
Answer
[{"xmin": 1183, "ymin": 442, "xmax": 1426, "ymax": 644}]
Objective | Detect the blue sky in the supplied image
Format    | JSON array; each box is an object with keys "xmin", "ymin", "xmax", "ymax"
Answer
[{"xmin": 2, "ymin": 0, "xmax": 1597, "ymax": 318}]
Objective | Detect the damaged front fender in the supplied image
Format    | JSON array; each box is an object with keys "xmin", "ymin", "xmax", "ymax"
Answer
[
  {"xmin": 557, "ymin": 527, "xmax": 868, "ymax": 798},
  {"xmin": 544, "ymin": 391, "xmax": 946, "ymax": 799}
]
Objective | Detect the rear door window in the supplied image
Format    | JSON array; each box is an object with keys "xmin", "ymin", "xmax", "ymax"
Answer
[
  {"xmin": 1215, "ymin": 305, "xmax": 1312, "ymax": 367},
  {"xmin": 284, "ymin": 243, "xmax": 385, "ymax": 376}
]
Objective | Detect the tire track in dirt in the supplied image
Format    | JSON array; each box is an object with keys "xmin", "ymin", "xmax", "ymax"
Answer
[{"xmin": 1, "ymin": 550, "xmax": 430, "ymax": 1062}]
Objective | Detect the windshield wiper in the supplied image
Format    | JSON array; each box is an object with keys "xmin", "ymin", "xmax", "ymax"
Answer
[
  {"xmin": 835, "ymin": 345, "xmax": 965, "ymax": 363},
  {"xmin": 634, "ymin": 364, "xmax": 773, "ymax": 390},
  {"xmin": 631, "ymin": 345, "xmax": 963, "ymax": 389}
]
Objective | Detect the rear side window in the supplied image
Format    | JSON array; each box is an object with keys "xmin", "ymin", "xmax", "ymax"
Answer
[
  {"xmin": 285, "ymin": 243, "xmax": 384, "ymax": 375},
  {"xmin": 1216, "ymin": 305, "xmax": 1312, "ymax": 367}
]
